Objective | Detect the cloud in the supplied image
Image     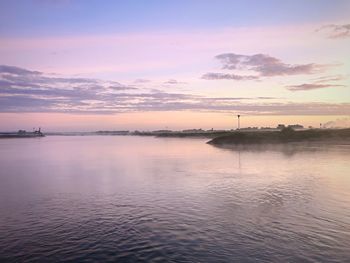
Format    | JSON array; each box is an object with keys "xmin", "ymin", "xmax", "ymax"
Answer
[
  {"xmin": 202, "ymin": 53, "xmax": 326, "ymax": 81},
  {"xmin": 317, "ymin": 24, "xmax": 350, "ymax": 39},
  {"xmin": 133, "ymin": 78, "xmax": 151, "ymax": 83},
  {"xmin": 108, "ymin": 85, "xmax": 137, "ymax": 91},
  {"xmin": 286, "ymin": 83, "xmax": 345, "ymax": 91},
  {"xmin": 0, "ymin": 65, "xmax": 42, "ymax": 75},
  {"xmin": 201, "ymin": 72, "xmax": 259, "ymax": 80},
  {"xmin": 1, "ymin": 65, "xmax": 349, "ymax": 115},
  {"xmin": 324, "ymin": 118, "xmax": 350, "ymax": 128},
  {"xmin": 313, "ymin": 75, "xmax": 346, "ymax": 83},
  {"xmin": 215, "ymin": 53, "xmax": 324, "ymax": 76},
  {"xmin": 286, "ymin": 74, "xmax": 347, "ymax": 91},
  {"xmin": 0, "ymin": 65, "xmax": 138, "ymax": 113},
  {"xmin": 0, "ymin": 65, "xmax": 133, "ymax": 89},
  {"xmin": 163, "ymin": 79, "xmax": 187, "ymax": 85}
]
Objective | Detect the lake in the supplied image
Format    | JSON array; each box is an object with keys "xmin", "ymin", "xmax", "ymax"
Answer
[{"xmin": 0, "ymin": 136, "xmax": 349, "ymax": 262}]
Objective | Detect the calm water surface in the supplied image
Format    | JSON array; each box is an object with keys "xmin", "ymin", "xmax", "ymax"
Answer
[{"xmin": 0, "ymin": 136, "xmax": 349, "ymax": 262}]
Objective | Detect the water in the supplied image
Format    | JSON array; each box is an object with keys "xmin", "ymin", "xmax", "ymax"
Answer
[{"xmin": 0, "ymin": 136, "xmax": 349, "ymax": 262}]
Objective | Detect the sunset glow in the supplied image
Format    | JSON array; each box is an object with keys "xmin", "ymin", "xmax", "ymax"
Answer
[{"xmin": 0, "ymin": 0, "xmax": 349, "ymax": 131}]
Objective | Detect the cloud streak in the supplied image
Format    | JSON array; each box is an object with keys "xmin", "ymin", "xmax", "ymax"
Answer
[
  {"xmin": 0, "ymin": 65, "xmax": 42, "ymax": 75},
  {"xmin": 286, "ymin": 83, "xmax": 345, "ymax": 91},
  {"xmin": 202, "ymin": 53, "xmax": 326, "ymax": 80},
  {"xmin": 324, "ymin": 118, "xmax": 350, "ymax": 128},
  {"xmin": 218, "ymin": 53, "xmax": 323, "ymax": 76},
  {"xmin": 1, "ymin": 65, "xmax": 349, "ymax": 115},
  {"xmin": 313, "ymin": 75, "xmax": 346, "ymax": 83},
  {"xmin": 317, "ymin": 24, "xmax": 350, "ymax": 39},
  {"xmin": 163, "ymin": 79, "xmax": 187, "ymax": 85},
  {"xmin": 201, "ymin": 72, "xmax": 259, "ymax": 81}
]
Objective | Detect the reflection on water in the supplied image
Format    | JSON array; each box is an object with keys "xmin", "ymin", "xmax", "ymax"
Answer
[{"xmin": 0, "ymin": 136, "xmax": 349, "ymax": 262}]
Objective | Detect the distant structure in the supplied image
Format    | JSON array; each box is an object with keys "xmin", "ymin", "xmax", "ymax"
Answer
[
  {"xmin": 237, "ymin": 115, "xmax": 240, "ymax": 130},
  {"xmin": 12, "ymin": 127, "xmax": 44, "ymax": 137},
  {"xmin": 277, "ymin": 124, "xmax": 286, "ymax": 129},
  {"xmin": 34, "ymin": 127, "xmax": 43, "ymax": 135}
]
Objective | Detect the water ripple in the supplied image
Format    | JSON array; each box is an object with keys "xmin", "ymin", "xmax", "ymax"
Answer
[{"xmin": 0, "ymin": 137, "xmax": 350, "ymax": 262}]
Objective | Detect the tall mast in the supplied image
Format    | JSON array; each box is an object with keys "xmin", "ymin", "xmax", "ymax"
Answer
[{"xmin": 237, "ymin": 115, "xmax": 240, "ymax": 130}]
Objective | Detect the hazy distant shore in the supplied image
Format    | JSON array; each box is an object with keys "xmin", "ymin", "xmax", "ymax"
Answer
[
  {"xmin": 0, "ymin": 132, "xmax": 44, "ymax": 138},
  {"xmin": 2, "ymin": 129, "xmax": 350, "ymax": 144}
]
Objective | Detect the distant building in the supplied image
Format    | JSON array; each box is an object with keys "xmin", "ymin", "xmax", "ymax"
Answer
[{"xmin": 277, "ymin": 124, "xmax": 286, "ymax": 129}]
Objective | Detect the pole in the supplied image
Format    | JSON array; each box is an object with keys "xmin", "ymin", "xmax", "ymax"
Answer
[{"xmin": 237, "ymin": 115, "xmax": 240, "ymax": 130}]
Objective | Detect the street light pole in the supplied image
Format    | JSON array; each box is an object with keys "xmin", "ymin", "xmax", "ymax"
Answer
[{"xmin": 237, "ymin": 114, "xmax": 240, "ymax": 130}]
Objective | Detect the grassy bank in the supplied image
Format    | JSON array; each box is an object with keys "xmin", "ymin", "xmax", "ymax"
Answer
[{"xmin": 207, "ymin": 128, "xmax": 350, "ymax": 145}]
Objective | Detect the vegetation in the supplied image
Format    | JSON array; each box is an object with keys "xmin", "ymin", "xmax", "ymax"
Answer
[
  {"xmin": 207, "ymin": 128, "xmax": 350, "ymax": 145},
  {"xmin": 155, "ymin": 131, "xmax": 230, "ymax": 138}
]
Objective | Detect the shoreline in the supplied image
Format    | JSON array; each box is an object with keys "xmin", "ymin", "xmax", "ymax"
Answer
[
  {"xmin": 1, "ymin": 129, "xmax": 350, "ymax": 145},
  {"xmin": 0, "ymin": 133, "xmax": 45, "ymax": 139},
  {"xmin": 207, "ymin": 128, "xmax": 350, "ymax": 145}
]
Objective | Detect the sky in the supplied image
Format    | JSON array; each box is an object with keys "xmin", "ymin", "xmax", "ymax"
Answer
[{"xmin": 0, "ymin": 0, "xmax": 349, "ymax": 131}]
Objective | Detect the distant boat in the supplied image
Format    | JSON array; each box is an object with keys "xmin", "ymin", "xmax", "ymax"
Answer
[{"xmin": 0, "ymin": 128, "xmax": 45, "ymax": 138}]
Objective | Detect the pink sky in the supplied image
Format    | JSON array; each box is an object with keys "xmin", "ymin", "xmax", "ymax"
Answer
[{"xmin": 0, "ymin": 2, "xmax": 349, "ymax": 131}]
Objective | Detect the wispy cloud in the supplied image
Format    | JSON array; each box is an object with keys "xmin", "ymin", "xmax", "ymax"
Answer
[
  {"xmin": 0, "ymin": 65, "xmax": 138, "ymax": 113},
  {"xmin": 317, "ymin": 24, "xmax": 350, "ymax": 39},
  {"xmin": 286, "ymin": 83, "xmax": 345, "ymax": 91},
  {"xmin": 324, "ymin": 118, "xmax": 350, "ymax": 128},
  {"xmin": 0, "ymin": 65, "xmax": 42, "ymax": 75},
  {"xmin": 133, "ymin": 78, "xmax": 151, "ymax": 83},
  {"xmin": 1, "ymin": 65, "xmax": 349, "ymax": 115},
  {"xmin": 286, "ymin": 74, "xmax": 347, "ymax": 91},
  {"xmin": 312, "ymin": 75, "xmax": 346, "ymax": 83},
  {"xmin": 202, "ymin": 53, "xmax": 326, "ymax": 81},
  {"xmin": 201, "ymin": 72, "xmax": 259, "ymax": 81},
  {"xmin": 163, "ymin": 79, "xmax": 187, "ymax": 85}
]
